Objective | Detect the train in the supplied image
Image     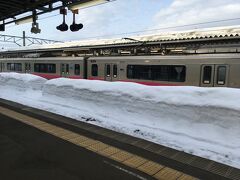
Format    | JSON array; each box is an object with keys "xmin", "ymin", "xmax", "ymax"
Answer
[{"xmin": 0, "ymin": 53, "xmax": 240, "ymax": 87}]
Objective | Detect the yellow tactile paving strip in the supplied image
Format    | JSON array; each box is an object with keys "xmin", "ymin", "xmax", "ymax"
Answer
[{"xmin": 0, "ymin": 106, "xmax": 198, "ymax": 180}]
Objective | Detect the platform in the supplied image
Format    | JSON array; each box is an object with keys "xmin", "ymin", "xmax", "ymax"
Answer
[{"xmin": 0, "ymin": 98, "xmax": 239, "ymax": 180}]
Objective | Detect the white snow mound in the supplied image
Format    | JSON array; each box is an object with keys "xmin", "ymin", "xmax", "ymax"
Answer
[
  {"xmin": 44, "ymin": 78, "xmax": 240, "ymax": 110},
  {"xmin": 0, "ymin": 72, "xmax": 47, "ymax": 90}
]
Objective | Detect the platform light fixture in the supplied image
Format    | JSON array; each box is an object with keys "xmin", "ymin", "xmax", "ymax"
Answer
[
  {"xmin": 31, "ymin": 10, "xmax": 41, "ymax": 34},
  {"xmin": 56, "ymin": 8, "xmax": 68, "ymax": 32},
  {"xmin": 68, "ymin": 0, "xmax": 109, "ymax": 10},
  {"xmin": 70, "ymin": 9, "xmax": 83, "ymax": 32}
]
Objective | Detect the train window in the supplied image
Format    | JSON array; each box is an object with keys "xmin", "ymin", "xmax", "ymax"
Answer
[
  {"xmin": 34, "ymin": 63, "xmax": 56, "ymax": 73},
  {"xmin": 113, "ymin": 64, "xmax": 118, "ymax": 78},
  {"xmin": 217, "ymin": 66, "xmax": 226, "ymax": 85},
  {"xmin": 61, "ymin": 64, "xmax": 64, "ymax": 73},
  {"xmin": 74, "ymin": 64, "xmax": 80, "ymax": 75},
  {"xmin": 202, "ymin": 66, "xmax": 212, "ymax": 84},
  {"xmin": 106, "ymin": 64, "xmax": 111, "ymax": 77},
  {"xmin": 92, "ymin": 64, "xmax": 98, "ymax": 76},
  {"xmin": 66, "ymin": 64, "xmax": 69, "ymax": 74},
  {"xmin": 127, "ymin": 65, "xmax": 186, "ymax": 82},
  {"xmin": 7, "ymin": 63, "xmax": 22, "ymax": 71}
]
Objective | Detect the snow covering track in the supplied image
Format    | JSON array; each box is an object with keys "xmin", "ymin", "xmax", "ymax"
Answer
[{"xmin": 0, "ymin": 72, "xmax": 240, "ymax": 168}]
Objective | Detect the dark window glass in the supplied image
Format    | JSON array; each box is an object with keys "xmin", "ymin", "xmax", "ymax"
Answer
[
  {"xmin": 106, "ymin": 64, "xmax": 110, "ymax": 76},
  {"xmin": 127, "ymin": 65, "xmax": 186, "ymax": 82},
  {"xmin": 217, "ymin": 66, "xmax": 226, "ymax": 85},
  {"xmin": 34, "ymin": 63, "xmax": 56, "ymax": 73},
  {"xmin": 202, "ymin": 66, "xmax": 212, "ymax": 84},
  {"xmin": 91, "ymin": 64, "xmax": 98, "ymax": 76},
  {"xmin": 61, "ymin": 64, "xmax": 65, "ymax": 73},
  {"xmin": 66, "ymin": 64, "xmax": 69, "ymax": 74},
  {"xmin": 74, "ymin": 64, "xmax": 80, "ymax": 75},
  {"xmin": 113, "ymin": 64, "xmax": 118, "ymax": 78},
  {"xmin": 7, "ymin": 63, "xmax": 22, "ymax": 71}
]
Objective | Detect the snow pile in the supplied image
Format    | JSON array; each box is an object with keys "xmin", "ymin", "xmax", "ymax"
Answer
[
  {"xmin": 0, "ymin": 73, "xmax": 240, "ymax": 168},
  {"xmin": 44, "ymin": 78, "xmax": 240, "ymax": 110},
  {"xmin": 0, "ymin": 73, "xmax": 47, "ymax": 91}
]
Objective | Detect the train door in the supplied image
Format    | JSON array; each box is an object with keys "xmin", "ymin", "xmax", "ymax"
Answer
[
  {"xmin": 25, "ymin": 63, "xmax": 31, "ymax": 73},
  {"xmin": 200, "ymin": 64, "xmax": 229, "ymax": 87},
  {"xmin": 104, "ymin": 64, "xmax": 118, "ymax": 81},
  {"xmin": 61, "ymin": 63, "xmax": 70, "ymax": 77}
]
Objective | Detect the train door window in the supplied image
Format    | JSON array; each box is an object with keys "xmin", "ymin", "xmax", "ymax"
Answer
[
  {"xmin": 113, "ymin": 64, "xmax": 118, "ymax": 78},
  {"xmin": 92, "ymin": 64, "xmax": 98, "ymax": 76},
  {"xmin": 217, "ymin": 66, "xmax": 226, "ymax": 85},
  {"xmin": 66, "ymin": 64, "xmax": 69, "ymax": 74},
  {"xmin": 202, "ymin": 66, "xmax": 212, "ymax": 84},
  {"xmin": 74, "ymin": 64, "xmax": 80, "ymax": 75},
  {"xmin": 106, "ymin": 64, "xmax": 111, "ymax": 77}
]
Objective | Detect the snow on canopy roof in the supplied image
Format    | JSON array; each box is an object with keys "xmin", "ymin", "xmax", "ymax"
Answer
[{"xmin": 3, "ymin": 25, "xmax": 240, "ymax": 52}]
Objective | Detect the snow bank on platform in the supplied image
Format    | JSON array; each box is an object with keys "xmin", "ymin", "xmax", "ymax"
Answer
[
  {"xmin": 0, "ymin": 73, "xmax": 240, "ymax": 169},
  {"xmin": 0, "ymin": 72, "xmax": 46, "ymax": 90},
  {"xmin": 44, "ymin": 78, "xmax": 240, "ymax": 110}
]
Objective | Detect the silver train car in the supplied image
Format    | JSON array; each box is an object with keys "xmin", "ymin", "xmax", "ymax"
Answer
[{"xmin": 0, "ymin": 54, "xmax": 240, "ymax": 87}]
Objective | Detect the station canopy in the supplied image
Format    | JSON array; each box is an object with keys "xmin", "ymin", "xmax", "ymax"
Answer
[
  {"xmin": 0, "ymin": 0, "xmax": 57, "ymax": 22},
  {"xmin": 0, "ymin": 0, "xmax": 106, "ymax": 24}
]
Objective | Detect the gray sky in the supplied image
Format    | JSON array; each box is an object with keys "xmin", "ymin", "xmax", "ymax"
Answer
[{"xmin": 1, "ymin": 0, "xmax": 240, "ymax": 48}]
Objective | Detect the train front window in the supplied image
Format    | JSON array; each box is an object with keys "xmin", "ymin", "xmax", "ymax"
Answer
[
  {"xmin": 203, "ymin": 66, "xmax": 212, "ymax": 84},
  {"xmin": 92, "ymin": 64, "xmax": 98, "ymax": 76},
  {"xmin": 74, "ymin": 64, "xmax": 80, "ymax": 75},
  {"xmin": 217, "ymin": 66, "xmax": 226, "ymax": 85}
]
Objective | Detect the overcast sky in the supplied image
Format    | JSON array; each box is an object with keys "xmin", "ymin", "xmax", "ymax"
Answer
[{"xmin": 1, "ymin": 0, "xmax": 240, "ymax": 48}]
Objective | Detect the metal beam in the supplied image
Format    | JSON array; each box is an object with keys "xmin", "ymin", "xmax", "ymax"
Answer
[{"xmin": 0, "ymin": 33, "xmax": 62, "ymax": 47}]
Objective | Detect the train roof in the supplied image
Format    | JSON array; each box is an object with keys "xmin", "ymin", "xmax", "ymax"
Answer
[
  {"xmin": 89, "ymin": 54, "xmax": 240, "ymax": 60},
  {"xmin": 1, "ymin": 54, "xmax": 240, "ymax": 61}
]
